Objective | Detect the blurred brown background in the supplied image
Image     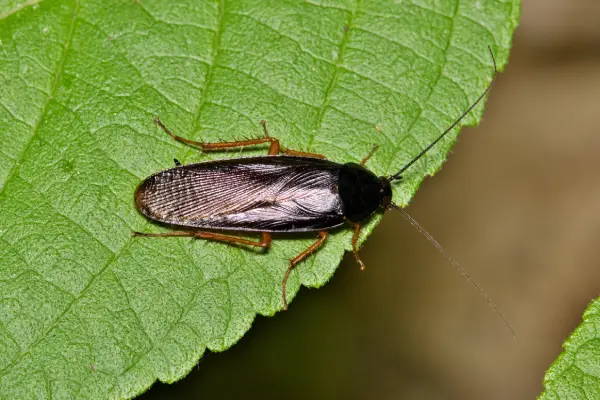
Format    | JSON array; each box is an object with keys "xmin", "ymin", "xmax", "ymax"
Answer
[{"xmin": 143, "ymin": 1, "xmax": 600, "ymax": 399}]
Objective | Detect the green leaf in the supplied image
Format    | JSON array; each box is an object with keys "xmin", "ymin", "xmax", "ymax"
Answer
[
  {"xmin": 0, "ymin": 0, "xmax": 519, "ymax": 397},
  {"xmin": 539, "ymin": 298, "xmax": 600, "ymax": 400}
]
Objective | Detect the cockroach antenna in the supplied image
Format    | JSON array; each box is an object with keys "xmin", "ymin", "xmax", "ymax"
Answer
[
  {"xmin": 391, "ymin": 203, "xmax": 518, "ymax": 341},
  {"xmin": 389, "ymin": 46, "xmax": 497, "ymax": 182},
  {"xmin": 387, "ymin": 47, "xmax": 518, "ymax": 341}
]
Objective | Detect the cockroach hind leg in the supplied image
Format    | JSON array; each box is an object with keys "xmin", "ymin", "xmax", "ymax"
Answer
[
  {"xmin": 281, "ymin": 231, "xmax": 328, "ymax": 310},
  {"xmin": 132, "ymin": 231, "xmax": 160, "ymax": 237},
  {"xmin": 132, "ymin": 230, "xmax": 272, "ymax": 250},
  {"xmin": 259, "ymin": 119, "xmax": 326, "ymax": 159}
]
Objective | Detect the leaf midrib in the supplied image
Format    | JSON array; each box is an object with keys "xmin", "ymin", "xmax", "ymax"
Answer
[
  {"xmin": 0, "ymin": 0, "xmax": 79, "ymax": 194},
  {"xmin": 308, "ymin": 1, "xmax": 356, "ymax": 152},
  {"xmin": 0, "ymin": 0, "xmax": 81, "ymax": 375}
]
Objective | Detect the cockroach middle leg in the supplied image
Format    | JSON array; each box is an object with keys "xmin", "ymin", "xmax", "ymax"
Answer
[
  {"xmin": 282, "ymin": 231, "xmax": 328, "ymax": 310},
  {"xmin": 260, "ymin": 120, "xmax": 326, "ymax": 159},
  {"xmin": 360, "ymin": 144, "xmax": 379, "ymax": 166},
  {"xmin": 133, "ymin": 230, "xmax": 272, "ymax": 250},
  {"xmin": 282, "ymin": 148, "xmax": 327, "ymax": 159},
  {"xmin": 351, "ymin": 223, "xmax": 366, "ymax": 270}
]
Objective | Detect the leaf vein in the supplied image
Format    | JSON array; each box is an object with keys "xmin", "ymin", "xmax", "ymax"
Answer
[
  {"xmin": 383, "ymin": 0, "xmax": 460, "ymax": 177},
  {"xmin": 190, "ymin": 0, "xmax": 225, "ymax": 136},
  {"xmin": 218, "ymin": 64, "xmax": 319, "ymax": 110},
  {"xmin": 0, "ymin": 0, "xmax": 44, "ymax": 20},
  {"xmin": 308, "ymin": 1, "xmax": 358, "ymax": 150},
  {"xmin": 228, "ymin": 11, "xmax": 336, "ymax": 66}
]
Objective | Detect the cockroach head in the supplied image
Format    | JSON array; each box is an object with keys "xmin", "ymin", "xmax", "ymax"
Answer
[{"xmin": 379, "ymin": 176, "xmax": 392, "ymax": 209}]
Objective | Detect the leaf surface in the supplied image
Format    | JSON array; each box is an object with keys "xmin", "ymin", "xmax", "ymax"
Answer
[
  {"xmin": 0, "ymin": 0, "xmax": 519, "ymax": 397},
  {"xmin": 540, "ymin": 299, "xmax": 600, "ymax": 400}
]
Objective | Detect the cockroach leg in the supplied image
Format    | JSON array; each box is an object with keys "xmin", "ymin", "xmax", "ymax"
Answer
[
  {"xmin": 155, "ymin": 115, "xmax": 277, "ymax": 153},
  {"xmin": 257, "ymin": 120, "xmax": 281, "ymax": 155},
  {"xmin": 351, "ymin": 223, "xmax": 365, "ymax": 270},
  {"xmin": 360, "ymin": 144, "xmax": 379, "ymax": 166},
  {"xmin": 133, "ymin": 230, "xmax": 272, "ymax": 250},
  {"xmin": 282, "ymin": 148, "xmax": 327, "ymax": 159},
  {"xmin": 282, "ymin": 231, "xmax": 328, "ymax": 310},
  {"xmin": 202, "ymin": 137, "xmax": 281, "ymax": 155},
  {"xmin": 156, "ymin": 117, "xmax": 325, "ymax": 159},
  {"xmin": 154, "ymin": 117, "xmax": 205, "ymax": 148},
  {"xmin": 259, "ymin": 119, "xmax": 270, "ymax": 138},
  {"xmin": 261, "ymin": 119, "xmax": 326, "ymax": 158}
]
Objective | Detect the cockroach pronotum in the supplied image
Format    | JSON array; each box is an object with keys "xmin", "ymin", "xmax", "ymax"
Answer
[{"xmin": 133, "ymin": 48, "xmax": 515, "ymax": 338}]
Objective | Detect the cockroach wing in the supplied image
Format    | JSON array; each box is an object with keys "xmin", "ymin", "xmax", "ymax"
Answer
[{"xmin": 135, "ymin": 156, "xmax": 346, "ymax": 232}]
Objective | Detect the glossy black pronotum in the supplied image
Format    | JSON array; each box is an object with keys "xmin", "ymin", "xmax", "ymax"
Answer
[{"xmin": 133, "ymin": 48, "xmax": 515, "ymax": 339}]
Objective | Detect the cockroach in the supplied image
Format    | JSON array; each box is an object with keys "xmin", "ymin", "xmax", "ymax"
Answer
[{"xmin": 133, "ymin": 48, "xmax": 515, "ymax": 338}]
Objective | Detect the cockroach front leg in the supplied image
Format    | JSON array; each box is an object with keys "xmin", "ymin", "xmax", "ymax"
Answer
[
  {"xmin": 360, "ymin": 144, "xmax": 379, "ymax": 166},
  {"xmin": 260, "ymin": 120, "xmax": 326, "ymax": 159},
  {"xmin": 282, "ymin": 231, "xmax": 328, "ymax": 310}
]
